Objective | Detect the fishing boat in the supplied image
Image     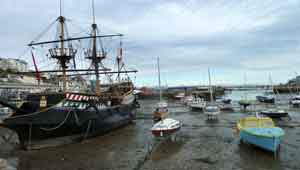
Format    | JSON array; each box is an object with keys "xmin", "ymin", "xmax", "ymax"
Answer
[
  {"xmin": 153, "ymin": 57, "xmax": 169, "ymax": 121},
  {"xmin": 237, "ymin": 116, "xmax": 284, "ymax": 152},
  {"xmin": 260, "ymin": 109, "xmax": 289, "ymax": 118},
  {"xmin": 0, "ymin": 0, "xmax": 139, "ymax": 149},
  {"xmin": 204, "ymin": 68, "xmax": 220, "ymax": 119},
  {"xmin": 151, "ymin": 118, "xmax": 181, "ymax": 137}
]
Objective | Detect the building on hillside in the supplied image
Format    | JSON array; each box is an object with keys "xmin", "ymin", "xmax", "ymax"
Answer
[
  {"xmin": 0, "ymin": 58, "xmax": 28, "ymax": 72},
  {"xmin": 287, "ymin": 75, "xmax": 300, "ymax": 86}
]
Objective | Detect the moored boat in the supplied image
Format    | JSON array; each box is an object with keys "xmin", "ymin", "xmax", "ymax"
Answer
[
  {"xmin": 256, "ymin": 96, "xmax": 275, "ymax": 104},
  {"xmin": 189, "ymin": 97, "xmax": 206, "ymax": 110},
  {"xmin": 260, "ymin": 109, "xmax": 288, "ymax": 118},
  {"xmin": 290, "ymin": 95, "xmax": 300, "ymax": 107},
  {"xmin": 238, "ymin": 100, "xmax": 252, "ymax": 109},
  {"xmin": 204, "ymin": 104, "xmax": 220, "ymax": 119},
  {"xmin": 237, "ymin": 116, "xmax": 284, "ymax": 152},
  {"xmin": 153, "ymin": 101, "xmax": 169, "ymax": 121},
  {"xmin": 153, "ymin": 57, "xmax": 169, "ymax": 122},
  {"xmin": 151, "ymin": 118, "xmax": 181, "ymax": 137},
  {"xmin": 203, "ymin": 68, "xmax": 220, "ymax": 119}
]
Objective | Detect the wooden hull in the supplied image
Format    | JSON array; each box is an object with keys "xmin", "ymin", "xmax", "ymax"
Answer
[
  {"xmin": 240, "ymin": 129, "xmax": 282, "ymax": 152},
  {"xmin": 1, "ymin": 92, "xmax": 137, "ymax": 149}
]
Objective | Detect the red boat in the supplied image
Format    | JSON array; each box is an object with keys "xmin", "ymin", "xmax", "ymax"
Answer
[{"xmin": 151, "ymin": 118, "xmax": 181, "ymax": 137}]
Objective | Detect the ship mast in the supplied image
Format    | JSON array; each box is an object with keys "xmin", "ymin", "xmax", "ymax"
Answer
[
  {"xmin": 86, "ymin": 0, "xmax": 103, "ymax": 96},
  {"xmin": 49, "ymin": 0, "xmax": 76, "ymax": 92},
  {"xmin": 117, "ymin": 40, "xmax": 122, "ymax": 83}
]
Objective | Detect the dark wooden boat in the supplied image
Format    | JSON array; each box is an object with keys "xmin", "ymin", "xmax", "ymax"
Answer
[
  {"xmin": 0, "ymin": 1, "xmax": 139, "ymax": 149},
  {"xmin": 260, "ymin": 109, "xmax": 288, "ymax": 118},
  {"xmin": 256, "ymin": 96, "xmax": 275, "ymax": 104}
]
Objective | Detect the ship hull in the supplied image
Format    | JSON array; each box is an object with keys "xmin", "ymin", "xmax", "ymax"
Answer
[{"xmin": 2, "ymin": 102, "xmax": 136, "ymax": 149}]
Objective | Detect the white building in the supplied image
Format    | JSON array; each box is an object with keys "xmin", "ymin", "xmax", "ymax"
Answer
[{"xmin": 0, "ymin": 58, "xmax": 28, "ymax": 72}]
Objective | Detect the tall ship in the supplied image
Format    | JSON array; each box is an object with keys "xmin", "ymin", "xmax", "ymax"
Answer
[{"xmin": 0, "ymin": 0, "xmax": 138, "ymax": 149}]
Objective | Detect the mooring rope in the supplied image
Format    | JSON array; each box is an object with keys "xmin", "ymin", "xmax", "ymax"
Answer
[{"xmin": 40, "ymin": 109, "xmax": 73, "ymax": 131}]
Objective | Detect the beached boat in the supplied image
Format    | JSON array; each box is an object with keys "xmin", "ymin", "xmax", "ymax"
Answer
[
  {"xmin": 260, "ymin": 109, "xmax": 288, "ymax": 118},
  {"xmin": 0, "ymin": 1, "xmax": 138, "ymax": 149},
  {"xmin": 151, "ymin": 118, "xmax": 181, "ymax": 137},
  {"xmin": 204, "ymin": 104, "xmax": 220, "ymax": 119},
  {"xmin": 153, "ymin": 57, "xmax": 169, "ymax": 121},
  {"xmin": 181, "ymin": 95, "xmax": 193, "ymax": 105},
  {"xmin": 238, "ymin": 73, "xmax": 252, "ymax": 110},
  {"xmin": 217, "ymin": 98, "xmax": 233, "ymax": 111},
  {"xmin": 256, "ymin": 96, "xmax": 275, "ymax": 104},
  {"xmin": 290, "ymin": 95, "xmax": 300, "ymax": 107},
  {"xmin": 221, "ymin": 99, "xmax": 231, "ymax": 104},
  {"xmin": 237, "ymin": 116, "xmax": 284, "ymax": 152},
  {"xmin": 174, "ymin": 92, "xmax": 185, "ymax": 100},
  {"xmin": 189, "ymin": 97, "xmax": 206, "ymax": 110},
  {"xmin": 203, "ymin": 68, "xmax": 220, "ymax": 119},
  {"xmin": 153, "ymin": 101, "xmax": 169, "ymax": 121},
  {"xmin": 238, "ymin": 100, "xmax": 252, "ymax": 109}
]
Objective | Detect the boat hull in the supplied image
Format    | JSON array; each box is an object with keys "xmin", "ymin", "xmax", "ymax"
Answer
[
  {"xmin": 239, "ymin": 129, "xmax": 282, "ymax": 152},
  {"xmin": 260, "ymin": 111, "xmax": 288, "ymax": 118},
  {"xmin": 151, "ymin": 126, "xmax": 181, "ymax": 137},
  {"xmin": 2, "ymin": 101, "xmax": 136, "ymax": 149},
  {"xmin": 256, "ymin": 96, "xmax": 275, "ymax": 103}
]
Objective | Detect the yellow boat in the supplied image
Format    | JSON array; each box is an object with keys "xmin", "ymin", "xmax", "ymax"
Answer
[
  {"xmin": 237, "ymin": 116, "xmax": 274, "ymax": 131},
  {"xmin": 237, "ymin": 116, "xmax": 284, "ymax": 152}
]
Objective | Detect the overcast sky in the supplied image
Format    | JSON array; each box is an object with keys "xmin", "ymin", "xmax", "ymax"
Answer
[{"xmin": 1, "ymin": 0, "xmax": 300, "ymax": 86}]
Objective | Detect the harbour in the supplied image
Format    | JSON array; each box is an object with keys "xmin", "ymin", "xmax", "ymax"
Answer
[
  {"xmin": 1, "ymin": 0, "xmax": 300, "ymax": 169},
  {"xmin": 0, "ymin": 89, "xmax": 299, "ymax": 169}
]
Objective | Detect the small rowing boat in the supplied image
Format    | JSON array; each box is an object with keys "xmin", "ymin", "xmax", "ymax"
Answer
[{"xmin": 237, "ymin": 116, "xmax": 284, "ymax": 153}]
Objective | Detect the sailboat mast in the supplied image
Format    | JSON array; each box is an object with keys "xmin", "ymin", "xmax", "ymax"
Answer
[
  {"xmin": 243, "ymin": 72, "xmax": 247, "ymax": 100},
  {"xmin": 208, "ymin": 68, "xmax": 213, "ymax": 102},
  {"xmin": 157, "ymin": 57, "xmax": 162, "ymax": 101}
]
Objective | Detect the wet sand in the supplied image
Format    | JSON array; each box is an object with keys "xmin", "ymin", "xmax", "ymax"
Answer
[{"xmin": 2, "ymin": 95, "xmax": 300, "ymax": 170}]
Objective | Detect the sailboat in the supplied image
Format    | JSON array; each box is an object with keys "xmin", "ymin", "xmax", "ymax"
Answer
[
  {"xmin": 151, "ymin": 57, "xmax": 181, "ymax": 137},
  {"xmin": 260, "ymin": 74, "xmax": 289, "ymax": 118},
  {"xmin": 0, "ymin": 0, "xmax": 138, "ymax": 149},
  {"xmin": 203, "ymin": 68, "xmax": 220, "ymax": 120},
  {"xmin": 153, "ymin": 57, "xmax": 169, "ymax": 121},
  {"xmin": 239, "ymin": 73, "xmax": 252, "ymax": 110},
  {"xmin": 256, "ymin": 74, "xmax": 275, "ymax": 104},
  {"xmin": 290, "ymin": 73, "xmax": 300, "ymax": 107}
]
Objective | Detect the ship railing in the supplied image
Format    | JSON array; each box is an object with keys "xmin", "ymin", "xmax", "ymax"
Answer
[{"xmin": 49, "ymin": 47, "xmax": 77, "ymax": 58}]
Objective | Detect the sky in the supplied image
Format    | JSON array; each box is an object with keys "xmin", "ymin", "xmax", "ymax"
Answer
[{"xmin": 1, "ymin": 0, "xmax": 300, "ymax": 87}]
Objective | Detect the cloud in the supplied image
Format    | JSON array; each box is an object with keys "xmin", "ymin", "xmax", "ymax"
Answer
[{"xmin": 1, "ymin": 0, "xmax": 300, "ymax": 86}]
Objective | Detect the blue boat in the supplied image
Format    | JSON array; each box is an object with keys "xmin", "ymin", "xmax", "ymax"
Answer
[
  {"xmin": 237, "ymin": 116, "xmax": 284, "ymax": 152},
  {"xmin": 240, "ymin": 127, "xmax": 284, "ymax": 152}
]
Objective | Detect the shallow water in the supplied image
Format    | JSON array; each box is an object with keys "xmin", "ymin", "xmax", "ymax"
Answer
[{"xmin": 2, "ymin": 90, "xmax": 300, "ymax": 170}]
